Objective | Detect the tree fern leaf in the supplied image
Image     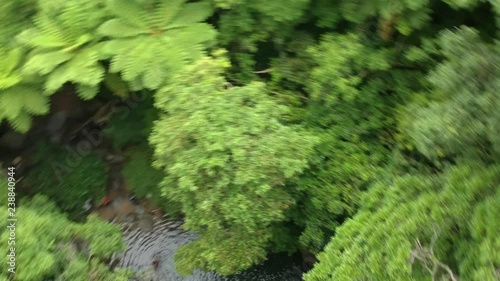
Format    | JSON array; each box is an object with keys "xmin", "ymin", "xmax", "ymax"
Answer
[
  {"xmin": 33, "ymin": 15, "xmax": 71, "ymax": 45},
  {"xmin": 129, "ymin": 77, "xmax": 144, "ymax": 91},
  {"xmin": 108, "ymin": 0, "xmax": 149, "ymax": 30},
  {"xmin": 4, "ymin": 48, "xmax": 22, "ymax": 74},
  {"xmin": 0, "ymin": 0, "xmax": 37, "ymax": 44},
  {"xmin": 68, "ymin": 48, "xmax": 99, "ymax": 70},
  {"xmin": 16, "ymin": 28, "xmax": 68, "ymax": 48},
  {"xmin": 150, "ymin": 0, "xmax": 184, "ymax": 29},
  {"xmin": 72, "ymin": 64, "xmax": 105, "ymax": 86},
  {"xmin": 102, "ymin": 0, "xmax": 217, "ymax": 90},
  {"xmin": 23, "ymin": 51, "xmax": 73, "ymax": 75},
  {"xmin": 104, "ymin": 72, "xmax": 130, "ymax": 98},
  {"xmin": 158, "ymin": 43, "xmax": 191, "ymax": 68},
  {"xmin": 95, "ymin": 41, "xmax": 114, "ymax": 60},
  {"xmin": 38, "ymin": 0, "xmax": 66, "ymax": 14},
  {"xmin": 99, "ymin": 40, "xmax": 128, "ymax": 58},
  {"xmin": 61, "ymin": 49, "xmax": 104, "ymax": 86},
  {"xmin": 166, "ymin": 23, "xmax": 217, "ymax": 47},
  {"xmin": 0, "ymin": 74, "xmax": 22, "ymax": 90},
  {"xmin": 60, "ymin": 0, "xmax": 106, "ymax": 34},
  {"xmin": 18, "ymin": 86, "xmax": 50, "ymax": 115},
  {"xmin": 41, "ymin": 49, "xmax": 103, "ymax": 95},
  {"xmin": 76, "ymin": 84, "xmax": 98, "ymax": 100},
  {"xmin": 0, "ymin": 87, "xmax": 24, "ymax": 118},
  {"xmin": 110, "ymin": 50, "xmax": 127, "ymax": 74},
  {"xmin": 143, "ymin": 58, "xmax": 166, "ymax": 89},
  {"xmin": 7, "ymin": 110, "xmax": 32, "ymax": 133},
  {"xmin": 44, "ymin": 66, "xmax": 70, "ymax": 94},
  {"xmin": 98, "ymin": 19, "xmax": 144, "ymax": 38},
  {"xmin": 122, "ymin": 40, "xmax": 154, "ymax": 82},
  {"xmin": 168, "ymin": 1, "xmax": 214, "ymax": 29},
  {"xmin": 62, "ymin": 34, "xmax": 93, "ymax": 53}
]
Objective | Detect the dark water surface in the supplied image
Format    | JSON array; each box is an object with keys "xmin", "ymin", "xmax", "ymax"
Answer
[{"xmin": 118, "ymin": 218, "xmax": 304, "ymax": 281}]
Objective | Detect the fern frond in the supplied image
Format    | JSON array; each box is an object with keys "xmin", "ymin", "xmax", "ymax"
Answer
[
  {"xmin": 0, "ymin": 45, "xmax": 49, "ymax": 133},
  {"xmin": 38, "ymin": 0, "xmax": 66, "ymax": 14},
  {"xmin": 0, "ymin": 0, "xmax": 37, "ymax": 45},
  {"xmin": 7, "ymin": 110, "xmax": 32, "ymax": 133},
  {"xmin": 18, "ymin": 86, "xmax": 50, "ymax": 115},
  {"xmin": 72, "ymin": 64, "xmax": 105, "ymax": 87},
  {"xmin": 60, "ymin": 0, "xmax": 105, "ymax": 34},
  {"xmin": 0, "ymin": 75, "xmax": 22, "ymax": 90},
  {"xmin": 42, "ymin": 49, "xmax": 104, "ymax": 94},
  {"xmin": 98, "ymin": 0, "xmax": 217, "ymax": 90},
  {"xmin": 0, "ymin": 87, "xmax": 24, "ymax": 118},
  {"xmin": 0, "ymin": 48, "xmax": 23, "ymax": 89},
  {"xmin": 150, "ymin": 0, "xmax": 184, "ymax": 29},
  {"xmin": 75, "ymin": 84, "xmax": 99, "ymax": 100},
  {"xmin": 33, "ymin": 14, "xmax": 71, "ymax": 45},
  {"xmin": 143, "ymin": 55, "xmax": 167, "ymax": 89},
  {"xmin": 98, "ymin": 19, "xmax": 144, "ymax": 38},
  {"xmin": 18, "ymin": 0, "xmax": 106, "ymax": 96},
  {"xmin": 23, "ymin": 51, "xmax": 73, "ymax": 75},
  {"xmin": 166, "ymin": 23, "xmax": 216, "ymax": 47},
  {"xmin": 108, "ymin": 0, "xmax": 149, "ymax": 29},
  {"xmin": 3, "ymin": 48, "xmax": 22, "ymax": 74},
  {"xmin": 16, "ymin": 28, "xmax": 68, "ymax": 49},
  {"xmin": 44, "ymin": 66, "xmax": 70, "ymax": 94},
  {"xmin": 121, "ymin": 38, "xmax": 154, "ymax": 82},
  {"xmin": 104, "ymin": 72, "xmax": 130, "ymax": 98},
  {"xmin": 168, "ymin": 1, "xmax": 213, "ymax": 29}
]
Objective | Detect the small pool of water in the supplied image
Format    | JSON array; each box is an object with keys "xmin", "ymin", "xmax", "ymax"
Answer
[{"xmin": 117, "ymin": 218, "xmax": 304, "ymax": 281}]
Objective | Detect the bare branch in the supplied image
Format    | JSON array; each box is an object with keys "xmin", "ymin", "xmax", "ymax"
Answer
[
  {"xmin": 410, "ymin": 230, "xmax": 459, "ymax": 281},
  {"xmin": 253, "ymin": 68, "xmax": 272, "ymax": 74}
]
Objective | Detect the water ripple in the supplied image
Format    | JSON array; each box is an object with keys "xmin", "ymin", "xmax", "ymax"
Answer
[{"xmin": 117, "ymin": 216, "xmax": 303, "ymax": 281}]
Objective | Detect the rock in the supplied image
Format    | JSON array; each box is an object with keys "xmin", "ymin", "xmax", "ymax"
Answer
[
  {"xmin": 96, "ymin": 206, "xmax": 116, "ymax": 222},
  {"xmin": 83, "ymin": 199, "xmax": 93, "ymax": 212},
  {"xmin": 301, "ymin": 249, "xmax": 317, "ymax": 271},
  {"xmin": 11, "ymin": 156, "xmax": 22, "ymax": 166},
  {"xmin": 107, "ymin": 169, "xmax": 124, "ymax": 191},
  {"xmin": 121, "ymin": 213, "xmax": 137, "ymax": 224},
  {"xmin": 46, "ymin": 111, "xmax": 67, "ymax": 143},
  {"xmin": 137, "ymin": 214, "xmax": 154, "ymax": 232},
  {"xmin": 112, "ymin": 197, "xmax": 136, "ymax": 218},
  {"xmin": 135, "ymin": 205, "xmax": 145, "ymax": 215},
  {"xmin": 105, "ymin": 154, "xmax": 126, "ymax": 164}
]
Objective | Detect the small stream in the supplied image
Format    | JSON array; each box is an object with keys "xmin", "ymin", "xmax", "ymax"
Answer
[{"xmin": 116, "ymin": 216, "xmax": 304, "ymax": 281}]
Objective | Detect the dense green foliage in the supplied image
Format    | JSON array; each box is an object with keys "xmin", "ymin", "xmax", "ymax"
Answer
[
  {"xmin": 103, "ymin": 92, "xmax": 157, "ymax": 149},
  {"xmin": 304, "ymin": 18, "xmax": 500, "ymax": 281},
  {"xmin": 0, "ymin": 47, "xmax": 48, "ymax": 132},
  {"xmin": 0, "ymin": 176, "xmax": 129, "ymax": 280},
  {"xmin": 122, "ymin": 145, "xmax": 182, "ymax": 214},
  {"xmin": 150, "ymin": 54, "xmax": 317, "ymax": 274},
  {"xmin": 24, "ymin": 142, "xmax": 107, "ymax": 219},
  {"xmin": 1, "ymin": 0, "xmax": 498, "ymax": 279}
]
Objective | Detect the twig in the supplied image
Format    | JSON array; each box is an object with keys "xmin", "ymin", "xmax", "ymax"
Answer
[
  {"xmin": 68, "ymin": 101, "xmax": 113, "ymax": 138},
  {"xmin": 410, "ymin": 229, "xmax": 458, "ymax": 281},
  {"xmin": 253, "ymin": 68, "xmax": 272, "ymax": 74}
]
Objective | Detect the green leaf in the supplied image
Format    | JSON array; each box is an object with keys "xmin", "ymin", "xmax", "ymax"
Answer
[
  {"xmin": 23, "ymin": 51, "xmax": 73, "ymax": 75},
  {"xmin": 98, "ymin": 19, "xmax": 144, "ymax": 38},
  {"xmin": 4, "ymin": 48, "xmax": 22, "ymax": 73},
  {"xmin": 76, "ymin": 84, "xmax": 99, "ymax": 100},
  {"xmin": 168, "ymin": 1, "xmax": 214, "ymax": 29},
  {"xmin": 8, "ymin": 110, "xmax": 32, "ymax": 133}
]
